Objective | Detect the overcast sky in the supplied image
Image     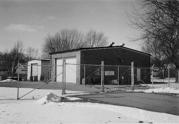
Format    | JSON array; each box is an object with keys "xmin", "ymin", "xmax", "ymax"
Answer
[{"xmin": 0, "ymin": 0, "xmax": 143, "ymax": 54}]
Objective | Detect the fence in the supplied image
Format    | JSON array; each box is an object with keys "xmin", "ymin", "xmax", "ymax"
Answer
[
  {"xmin": 7, "ymin": 61, "xmax": 178, "ymax": 85},
  {"xmin": 0, "ymin": 61, "xmax": 178, "ymax": 100},
  {"xmin": 151, "ymin": 66, "xmax": 177, "ymax": 84},
  {"xmin": 53, "ymin": 61, "xmax": 153, "ymax": 94},
  {"xmin": 79, "ymin": 63, "xmax": 150, "ymax": 85},
  {"xmin": 15, "ymin": 61, "xmax": 176, "ymax": 85}
]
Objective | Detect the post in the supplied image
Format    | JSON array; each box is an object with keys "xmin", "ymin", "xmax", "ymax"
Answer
[
  {"xmin": 151, "ymin": 65, "xmax": 154, "ymax": 85},
  {"xmin": 17, "ymin": 60, "xmax": 20, "ymax": 100},
  {"xmin": 17, "ymin": 86, "xmax": 19, "ymax": 100},
  {"xmin": 118, "ymin": 66, "xmax": 120, "ymax": 85},
  {"xmin": 101, "ymin": 61, "xmax": 104, "ymax": 92},
  {"xmin": 83, "ymin": 64, "xmax": 86, "ymax": 85},
  {"xmin": 62, "ymin": 59, "xmax": 66, "ymax": 95},
  {"xmin": 162, "ymin": 69, "xmax": 165, "ymax": 83},
  {"xmin": 17, "ymin": 62, "xmax": 20, "ymax": 81},
  {"xmin": 177, "ymin": 69, "xmax": 179, "ymax": 83},
  {"xmin": 131, "ymin": 61, "xmax": 134, "ymax": 90},
  {"xmin": 168, "ymin": 67, "xmax": 170, "ymax": 84}
]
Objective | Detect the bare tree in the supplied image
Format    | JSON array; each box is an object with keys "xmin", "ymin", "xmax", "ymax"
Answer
[
  {"xmin": 43, "ymin": 29, "xmax": 84, "ymax": 58},
  {"xmin": 134, "ymin": 0, "xmax": 179, "ymax": 82},
  {"xmin": 84, "ymin": 30, "xmax": 108, "ymax": 47},
  {"xmin": 10, "ymin": 41, "xmax": 24, "ymax": 76},
  {"xmin": 26, "ymin": 47, "xmax": 39, "ymax": 60},
  {"xmin": 1, "ymin": 41, "xmax": 26, "ymax": 76},
  {"xmin": 43, "ymin": 29, "xmax": 108, "ymax": 58}
]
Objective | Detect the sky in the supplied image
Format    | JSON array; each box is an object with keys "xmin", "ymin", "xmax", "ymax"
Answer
[{"xmin": 0, "ymin": 0, "xmax": 143, "ymax": 54}]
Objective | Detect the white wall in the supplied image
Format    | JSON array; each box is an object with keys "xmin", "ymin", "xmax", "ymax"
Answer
[
  {"xmin": 65, "ymin": 57, "xmax": 77, "ymax": 83},
  {"xmin": 27, "ymin": 60, "xmax": 41, "ymax": 81},
  {"xmin": 56, "ymin": 59, "xmax": 63, "ymax": 82}
]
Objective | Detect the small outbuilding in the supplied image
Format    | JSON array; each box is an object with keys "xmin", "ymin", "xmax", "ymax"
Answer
[
  {"xmin": 27, "ymin": 59, "xmax": 51, "ymax": 81},
  {"xmin": 50, "ymin": 46, "xmax": 151, "ymax": 85}
]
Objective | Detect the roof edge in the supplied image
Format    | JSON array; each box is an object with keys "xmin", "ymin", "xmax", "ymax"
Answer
[{"xmin": 50, "ymin": 46, "xmax": 151, "ymax": 56}]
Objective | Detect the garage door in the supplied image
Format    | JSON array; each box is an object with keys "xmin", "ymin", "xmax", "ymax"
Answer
[
  {"xmin": 31, "ymin": 63, "xmax": 38, "ymax": 76},
  {"xmin": 56, "ymin": 59, "xmax": 63, "ymax": 82},
  {"xmin": 65, "ymin": 58, "xmax": 77, "ymax": 83}
]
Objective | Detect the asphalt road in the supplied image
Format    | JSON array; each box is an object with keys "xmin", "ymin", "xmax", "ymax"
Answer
[{"xmin": 77, "ymin": 92, "xmax": 179, "ymax": 116}]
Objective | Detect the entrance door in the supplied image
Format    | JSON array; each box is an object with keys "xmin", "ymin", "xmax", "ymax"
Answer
[
  {"xmin": 56, "ymin": 59, "xmax": 63, "ymax": 82},
  {"xmin": 65, "ymin": 58, "xmax": 77, "ymax": 83}
]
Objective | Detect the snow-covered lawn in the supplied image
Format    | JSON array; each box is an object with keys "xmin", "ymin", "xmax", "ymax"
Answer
[{"xmin": 0, "ymin": 87, "xmax": 179, "ymax": 124}]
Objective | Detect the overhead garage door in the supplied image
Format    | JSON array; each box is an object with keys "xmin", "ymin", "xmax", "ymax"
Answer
[
  {"xmin": 31, "ymin": 63, "xmax": 38, "ymax": 76},
  {"xmin": 65, "ymin": 58, "xmax": 77, "ymax": 83},
  {"xmin": 56, "ymin": 59, "xmax": 63, "ymax": 82},
  {"xmin": 56, "ymin": 57, "xmax": 77, "ymax": 83}
]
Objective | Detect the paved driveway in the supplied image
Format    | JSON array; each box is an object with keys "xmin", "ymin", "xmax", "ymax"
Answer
[{"xmin": 77, "ymin": 92, "xmax": 179, "ymax": 115}]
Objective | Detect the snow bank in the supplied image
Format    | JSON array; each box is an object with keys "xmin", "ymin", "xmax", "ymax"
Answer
[
  {"xmin": 36, "ymin": 92, "xmax": 62, "ymax": 104},
  {"xmin": 0, "ymin": 79, "xmax": 17, "ymax": 82},
  {"xmin": 135, "ymin": 87, "xmax": 179, "ymax": 94},
  {"xmin": 36, "ymin": 92, "xmax": 82, "ymax": 104},
  {"xmin": 144, "ymin": 87, "xmax": 179, "ymax": 94},
  {"xmin": 65, "ymin": 96, "xmax": 81, "ymax": 101}
]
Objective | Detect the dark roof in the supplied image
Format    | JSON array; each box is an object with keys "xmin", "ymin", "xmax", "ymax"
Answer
[
  {"xmin": 28, "ymin": 59, "xmax": 50, "ymax": 61},
  {"xmin": 50, "ymin": 46, "xmax": 151, "ymax": 56}
]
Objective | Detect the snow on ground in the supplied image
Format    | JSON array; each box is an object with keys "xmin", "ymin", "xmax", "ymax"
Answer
[
  {"xmin": 134, "ymin": 83, "xmax": 179, "ymax": 94},
  {"xmin": 0, "ymin": 79, "xmax": 17, "ymax": 82},
  {"xmin": 152, "ymin": 78, "xmax": 176, "ymax": 83},
  {"xmin": 135, "ymin": 87, "xmax": 179, "ymax": 94},
  {"xmin": 0, "ymin": 87, "xmax": 88, "ymax": 100},
  {"xmin": 36, "ymin": 92, "xmax": 82, "ymax": 104},
  {"xmin": 0, "ymin": 87, "xmax": 179, "ymax": 124}
]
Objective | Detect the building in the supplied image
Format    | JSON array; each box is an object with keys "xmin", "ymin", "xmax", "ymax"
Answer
[
  {"xmin": 0, "ymin": 55, "xmax": 8, "ymax": 80},
  {"xmin": 27, "ymin": 59, "xmax": 51, "ymax": 81},
  {"xmin": 50, "ymin": 46, "xmax": 151, "ymax": 85}
]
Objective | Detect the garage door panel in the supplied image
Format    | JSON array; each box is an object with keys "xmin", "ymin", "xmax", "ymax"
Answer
[
  {"xmin": 56, "ymin": 59, "xmax": 63, "ymax": 82},
  {"xmin": 56, "ymin": 58, "xmax": 77, "ymax": 83},
  {"xmin": 31, "ymin": 64, "xmax": 38, "ymax": 76},
  {"xmin": 66, "ymin": 58, "xmax": 77, "ymax": 83}
]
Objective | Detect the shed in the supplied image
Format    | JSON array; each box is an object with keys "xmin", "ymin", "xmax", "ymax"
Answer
[
  {"xmin": 27, "ymin": 59, "xmax": 51, "ymax": 81},
  {"xmin": 50, "ymin": 46, "xmax": 151, "ymax": 85}
]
